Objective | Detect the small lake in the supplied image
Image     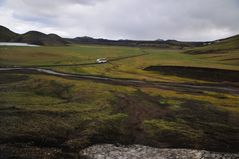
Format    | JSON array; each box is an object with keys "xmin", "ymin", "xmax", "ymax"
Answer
[{"xmin": 0, "ymin": 42, "xmax": 39, "ymax": 47}]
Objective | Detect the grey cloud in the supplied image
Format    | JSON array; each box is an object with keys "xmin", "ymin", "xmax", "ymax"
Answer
[{"xmin": 0, "ymin": 0, "xmax": 239, "ymax": 41}]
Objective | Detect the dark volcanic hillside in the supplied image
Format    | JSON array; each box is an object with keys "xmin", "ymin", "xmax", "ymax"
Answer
[
  {"xmin": 67, "ymin": 36, "xmax": 206, "ymax": 49},
  {"xmin": 11, "ymin": 31, "xmax": 68, "ymax": 46},
  {"xmin": 0, "ymin": 25, "xmax": 18, "ymax": 42}
]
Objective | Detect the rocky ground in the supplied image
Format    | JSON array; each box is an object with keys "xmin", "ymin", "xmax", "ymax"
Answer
[{"xmin": 80, "ymin": 144, "xmax": 239, "ymax": 159}]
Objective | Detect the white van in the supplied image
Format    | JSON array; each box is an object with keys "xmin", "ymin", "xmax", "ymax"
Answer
[{"xmin": 96, "ymin": 58, "xmax": 108, "ymax": 63}]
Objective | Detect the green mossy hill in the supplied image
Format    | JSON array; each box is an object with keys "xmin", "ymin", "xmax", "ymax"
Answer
[
  {"xmin": 213, "ymin": 34, "xmax": 239, "ymax": 50},
  {"xmin": 11, "ymin": 31, "xmax": 68, "ymax": 46},
  {"xmin": 0, "ymin": 25, "xmax": 18, "ymax": 42},
  {"xmin": 186, "ymin": 34, "xmax": 239, "ymax": 54}
]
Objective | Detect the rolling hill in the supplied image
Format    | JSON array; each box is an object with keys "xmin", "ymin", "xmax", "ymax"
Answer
[
  {"xmin": 0, "ymin": 26, "xmax": 68, "ymax": 46},
  {"xmin": 0, "ymin": 25, "xmax": 18, "ymax": 42},
  {"xmin": 211, "ymin": 34, "xmax": 239, "ymax": 50},
  {"xmin": 186, "ymin": 34, "xmax": 239, "ymax": 54},
  {"xmin": 180, "ymin": 34, "xmax": 239, "ymax": 68},
  {"xmin": 11, "ymin": 31, "xmax": 68, "ymax": 46}
]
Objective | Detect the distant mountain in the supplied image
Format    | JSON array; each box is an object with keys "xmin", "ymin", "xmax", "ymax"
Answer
[
  {"xmin": 11, "ymin": 31, "xmax": 68, "ymax": 46},
  {"xmin": 156, "ymin": 38, "xmax": 164, "ymax": 42},
  {"xmin": 0, "ymin": 25, "xmax": 18, "ymax": 42},
  {"xmin": 1, "ymin": 25, "xmax": 238, "ymax": 48},
  {"xmin": 67, "ymin": 37, "xmax": 205, "ymax": 49}
]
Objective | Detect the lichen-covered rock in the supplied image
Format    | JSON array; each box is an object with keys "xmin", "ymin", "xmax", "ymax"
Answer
[{"xmin": 80, "ymin": 144, "xmax": 239, "ymax": 159}]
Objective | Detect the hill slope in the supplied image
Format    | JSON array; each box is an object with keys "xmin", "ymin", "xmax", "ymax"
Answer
[
  {"xmin": 11, "ymin": 31, "xmax": 68, "ymax": 46},
  {"xmin": 212, "ymin": 34, "xmax": 239, "ymax": 50},
  {"xmin": 186, "ymin": 34, "xmax": 239, "ymax": 54},
  {"xmin": 0, "ymin": 25, "xmax": 18, "ymax": 42}
]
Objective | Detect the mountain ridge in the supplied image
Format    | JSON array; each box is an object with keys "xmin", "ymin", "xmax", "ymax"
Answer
[{"xmin": 1, "ymin": 25, "xmax": 238, "ymax": 49}]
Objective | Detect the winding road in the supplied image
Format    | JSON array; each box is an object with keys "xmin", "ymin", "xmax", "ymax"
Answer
[{"xmin": 1, "ymin": 67, "xmax": 239, "ymax": 95}]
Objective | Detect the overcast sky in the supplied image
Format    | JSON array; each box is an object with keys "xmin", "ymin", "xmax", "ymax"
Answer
[{"xmin": 0, "ymin": 0, "xmax": 239, "ymax": 41}]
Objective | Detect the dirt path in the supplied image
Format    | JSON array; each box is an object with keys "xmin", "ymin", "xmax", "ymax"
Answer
[
  {"xmin": 1, "ymin": 67, "xmax": 239, "ymax": 95},
  {"xmin": 9, "ymin": 53, "xmax": 149, "ymax": 68}
]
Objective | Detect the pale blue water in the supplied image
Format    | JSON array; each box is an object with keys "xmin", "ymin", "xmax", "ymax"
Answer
[{"xmin": 0, "ymin": 42, "xmax": 39, "ymax": 47}]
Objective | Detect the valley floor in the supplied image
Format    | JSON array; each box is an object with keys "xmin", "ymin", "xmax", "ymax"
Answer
[{"xmin": 0, "ymin": 44, "xmax": 239, "ymax": 158}]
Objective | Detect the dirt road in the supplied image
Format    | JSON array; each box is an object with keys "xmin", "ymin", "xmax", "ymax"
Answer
[{"xmin": 1, "ymin": 67, "xmax": 238, "ymax": 95}]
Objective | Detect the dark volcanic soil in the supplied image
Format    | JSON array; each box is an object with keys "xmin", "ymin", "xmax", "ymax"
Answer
[
  {"xmin": 144, "ymin": 66, "xmax": 239, "ymax": 82},
  {"xmin": 0, "ymin": 68, "xmax": 239, "ymax": 158}
]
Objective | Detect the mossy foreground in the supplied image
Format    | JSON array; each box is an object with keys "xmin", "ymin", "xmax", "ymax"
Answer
[
  {"xmin": 0, "ymin": 44, "xmax": 239, "ymax": 158},
  {"xmin": 0, "ymin": 72, "xmax": 239, "ymax": 158}
]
